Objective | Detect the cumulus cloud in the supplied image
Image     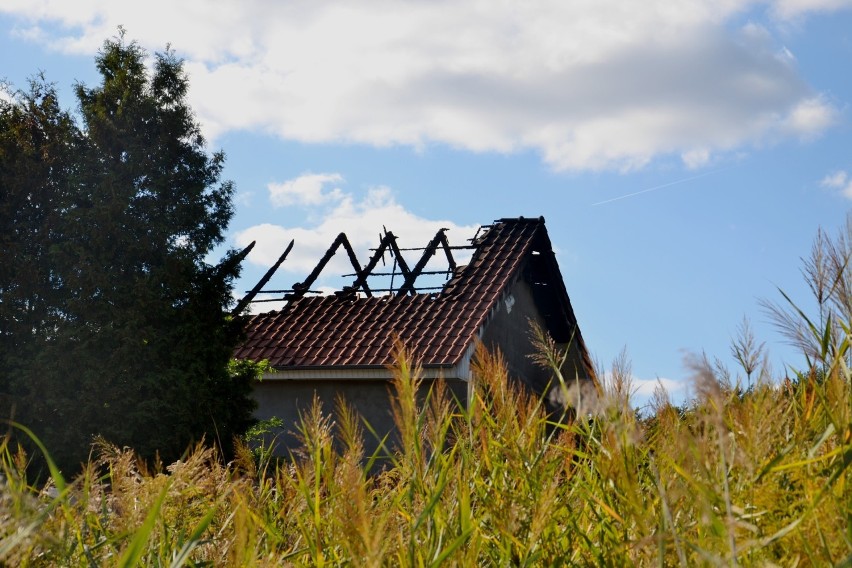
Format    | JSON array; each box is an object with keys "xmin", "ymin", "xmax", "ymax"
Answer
[
  {"xmin": 632, "ymin": 376, "xmax": 687, "ymax": 397},
  {"xmin": 235, "ymin": 177, "xmax": 478, "ymax": 283},
  {"xmin": 600, "ymin": 370, "xmax": 686, "ymax": 397},
  {"xmin": 618, "ymin": 375, "xmax": 688, "ymax": 410},
  {"xmin": 821, "ymin": 170, "xmax": 852, "ymax": 198},
  {"xmin": 1, "ymin": 0, "xmax": 845, "ymax": 170},
  {"xmin": 771, "ymin": 0, "xmax": 852, "ymax": 19},
  {"xmin": 268, "ymin": 173, "xmax": 345, "ymax": 207},
  {"xmin": 681, "ymin": 149, "xmax": 712, "ymax": 169},
  {"xmin": 580, "ymin": 371, "xmax": 686, "ymax": 410},
  {"xmin": 781, "ymin": 95, "xmax": 837, "ymax": 139},
  {"xmin": 233, "ymin": 191, "xmax": 254, "ymax": 208}
]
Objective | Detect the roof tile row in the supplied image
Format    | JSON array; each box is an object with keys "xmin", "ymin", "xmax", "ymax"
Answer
[{"xmin": 235, "ymin": 218, "xmax": 543, "ymax": 369}]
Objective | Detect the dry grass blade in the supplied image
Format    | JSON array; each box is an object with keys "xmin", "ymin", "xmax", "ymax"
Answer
[{"xmin": 2, "ymin": 221, "xmax": 852, "ymax": 564}]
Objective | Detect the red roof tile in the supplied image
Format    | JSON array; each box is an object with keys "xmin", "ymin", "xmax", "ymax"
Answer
[{"xmin": 235, "ymin": 217, "xmax": 571, "ymax": 370}]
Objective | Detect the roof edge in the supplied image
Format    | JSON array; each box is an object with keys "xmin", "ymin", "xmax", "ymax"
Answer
[{"xmin": 262, "ymin": 363, "xmax": 470, "ymax": 382}]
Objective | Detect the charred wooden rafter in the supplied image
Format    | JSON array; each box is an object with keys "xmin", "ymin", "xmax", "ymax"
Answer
[
  {"xmin": 237, "ymin": 226, "xmax": 476, "ymax": 306},
  {"xmin": 231, "ymin": 239, "xmax": 293, "ymax": 315},
  {"xmin": 397, "ymin": 228, "xmax": 454, "ymax": 296},
  {"xmin": 288, "ymin": 232, "xmax": 367, "ymax": 300}
]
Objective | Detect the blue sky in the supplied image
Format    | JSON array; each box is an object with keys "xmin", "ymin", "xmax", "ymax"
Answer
[{"xmin": 2, "ymin": 1, "xmax": 852, "ymax": 406}]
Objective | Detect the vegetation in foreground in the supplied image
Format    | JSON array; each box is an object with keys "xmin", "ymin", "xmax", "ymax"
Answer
[
  {"xmin": 1, "ymin": 317, "xmax": 850, "ymax": 566},
  {"xmin": 1, "ymin": 233, "xmax": 851, "ymax": 567}
]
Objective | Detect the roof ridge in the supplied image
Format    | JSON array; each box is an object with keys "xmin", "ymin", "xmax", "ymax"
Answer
[{"xmin": 494, "ymin": 215, "xmax": 545, "ymax": 224}]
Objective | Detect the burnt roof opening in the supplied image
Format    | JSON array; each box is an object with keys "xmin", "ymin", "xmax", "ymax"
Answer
[{"xmin": 237, "ymin": 226, "xmax": 478, "ymax": 311}]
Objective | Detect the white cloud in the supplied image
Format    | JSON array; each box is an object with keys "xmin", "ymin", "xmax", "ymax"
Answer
[
  {"xmin": 771, "ymin": 0, "xmax": 852, "ymax": 19},
  {"xmin": 631, "ymin": 376, "xmax": 686, "ymax": 397},
  {"xmin": 598, "ymin": 371, "xmax": 687, "ymax": 409},
  {"xmin": 781, "ymin": 95, "xmax": 837, "ymax": 139},
  {"xmin": 821, "ymin": 170, "xmax": 847, "ymax": 187},
  {"xmin": 821, "ymin": 170, "xmax": 852, "ymax": 198},
  {"xmin": 681, "ymin": 148, "xmax": 712, "ymax": 169},
  {"xmin": 268, "ymin": 173, "xmax": 345, "ymax": 207},
  {"xmin": 234, "ymin": 191, "xmax": 254, "ymax": 208},
  {"xmin": 629, "ymin": 376, "xmax": 689, "ymax": 410},
  {"xmin": 235, "ymin": 184, "xmax": 478, "ymax": 281},
  {"xmin": 1, "ymin": 0, "xmax": 845, "ymax": 171}
]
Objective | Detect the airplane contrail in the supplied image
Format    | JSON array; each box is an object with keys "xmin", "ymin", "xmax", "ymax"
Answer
[{"xmin": 591, "ymin": 167, "xmax": 730, "ymax": 206}]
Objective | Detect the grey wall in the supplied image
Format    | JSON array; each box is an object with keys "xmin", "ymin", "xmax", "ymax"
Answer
[
  {"xmin": 480, "ymin": 277, "xmax": 550, "ymax": 393},
  {"xmin": 480, "ymin": 277, "xmax": 591, "ymax": 406},
  {"xmin": 253, "ymin": 377, "xmax": 467, "ymax": 460}
]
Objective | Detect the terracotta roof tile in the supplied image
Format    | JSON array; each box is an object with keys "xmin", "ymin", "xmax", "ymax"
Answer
[{"xmin": 235, "ymin": 217, "xmax": 548, "ymax": 369}]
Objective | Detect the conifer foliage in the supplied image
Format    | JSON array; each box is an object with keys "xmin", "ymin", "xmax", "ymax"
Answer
[{"xmin": 0, "ymin": 32, "xmax": 256, "ymax": 473}]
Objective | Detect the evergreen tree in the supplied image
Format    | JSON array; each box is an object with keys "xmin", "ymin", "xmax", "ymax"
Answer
[{"xmin": 0, "ymin": 33, "xmax": 256, "ymax": 473}]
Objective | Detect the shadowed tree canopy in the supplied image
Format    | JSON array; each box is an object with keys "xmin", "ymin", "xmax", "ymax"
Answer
[{"xmin": 0, "ymin": 33, "xmax": 257, "ymax": 473}]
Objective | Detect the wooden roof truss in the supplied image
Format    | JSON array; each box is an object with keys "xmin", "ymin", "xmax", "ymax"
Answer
[{"xmin": 235, "ymin": 227, "xmax": 476, "ymax": 312}]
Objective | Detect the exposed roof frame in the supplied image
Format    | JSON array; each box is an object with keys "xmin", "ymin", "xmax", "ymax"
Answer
[{"xmin": 239, "ymin": 227, "xmax": 470, "ymax": 305}]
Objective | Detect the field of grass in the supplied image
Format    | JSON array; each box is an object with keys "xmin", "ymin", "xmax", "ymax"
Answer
[{"xmin": 2, "ymin": 232, "xmax": 851, "ymax": 566}]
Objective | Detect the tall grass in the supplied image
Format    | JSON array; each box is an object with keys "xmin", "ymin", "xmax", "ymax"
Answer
[{"xmin": 2, "ymin": 228, "xmax": 852, "ymax": 565}]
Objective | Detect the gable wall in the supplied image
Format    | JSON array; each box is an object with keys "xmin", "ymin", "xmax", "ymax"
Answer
[
  {"xmin": 479, "ymin": 276, "xmax": 551, "ymax": 393},
  {"xmin": 479, "ymin": 275, "xmax": 591, "ymax": 402}
]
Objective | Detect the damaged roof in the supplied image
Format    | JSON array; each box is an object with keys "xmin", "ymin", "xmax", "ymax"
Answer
[{"xmin": 234, "ymin": 216, "xmax": 587, "ymax": 370}]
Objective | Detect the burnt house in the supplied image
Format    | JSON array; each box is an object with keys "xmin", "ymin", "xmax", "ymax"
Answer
[{"xmin": 234, "ymin": 216, "xmax": 595, "ymax": 455}]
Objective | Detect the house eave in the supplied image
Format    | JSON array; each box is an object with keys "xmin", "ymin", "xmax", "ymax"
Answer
[{"xmin": 262, "ymin": 361, "xmax": 469, "ymax": 382}]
